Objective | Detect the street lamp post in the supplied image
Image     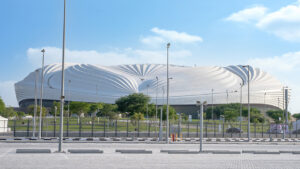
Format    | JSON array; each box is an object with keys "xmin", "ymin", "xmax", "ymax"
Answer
[
  {"xmin": 166, "ymin": 43, "xmax": 170, "ymax": 144},
  {"xmin": 33, "ymin": 70, "xmax": 39, "ymax": 138},
  {"xmin": 38, "ymin": 49, "xmax": 45, "ymax": 139},
  {"xmin": 243, "ymin": 65, "xmax": 251, "ymax": 141},
  {"xmin": 58, "ymin": 0, "xmax": 66, "ymax": 152},
  {"xmin": 68, "ymin": 80, "xmax": 71, "ymax": 119}
]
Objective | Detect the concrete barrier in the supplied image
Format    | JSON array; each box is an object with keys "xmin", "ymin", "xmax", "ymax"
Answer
[
  {"xmin": 253, "ymin": 151, "xmax": 280, "ymax": 154},
  {"xmin": 212, "ymin": 150, "xmax": 241, "ymax": 154},
  {"xmin": 68, "ymin": 149, "xmax": 103, "ymax": 154},
  {"xmin": 116, "ymin": 149, "xmax": 152, "ymax": 154},
  {"xmin": 16, "ymin": 149, "xmax": 51, "ymax": 153}
]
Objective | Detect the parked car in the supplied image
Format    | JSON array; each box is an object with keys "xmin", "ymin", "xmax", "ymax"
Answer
[{"xmin": 226, "ymin": 127, "xmax": 243, "ymax": 133}]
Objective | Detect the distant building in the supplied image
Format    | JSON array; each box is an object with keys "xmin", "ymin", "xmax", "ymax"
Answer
[{"xmin": 15, "ymin": 64, "xmax": 287, "ymax": 115}]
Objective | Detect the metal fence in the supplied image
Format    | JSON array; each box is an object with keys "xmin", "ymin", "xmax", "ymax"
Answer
[{"xmin": 1, "ymin": 118, "xmax": 300, "ymax": 138}]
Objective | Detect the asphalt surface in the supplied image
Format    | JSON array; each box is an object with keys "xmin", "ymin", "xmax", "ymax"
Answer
[{"xmin": 1, "ymin": 142, "xmax": 300, "ymax": 169}]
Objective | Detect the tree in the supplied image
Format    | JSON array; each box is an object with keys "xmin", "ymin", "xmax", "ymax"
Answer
[
  {"xmin": 0, "ymin": 98, "xmax": 5, "ymax": 115},
  {"xmin": 130, "ymin": 112, "xmax": 145, "ymax": 122},
  {"xmin": 16, "ymin": 111, "xmax": 25, "ymax": 119},
  {"xmin": 293, "ymin": 113, "xmax": 300, "ymax": 120},
  {"xmin": 27, "ymin": 105, "xmax": 48, "ymax": 117},
  {"xmin": 69, "ymin": 101, "xmax": 90, "ymax": 117},
  {"xmin": 115, "ymin": 93, "xmax": 149, "ymax": 116},
  {"xmin": 89, "ymin": 103, "xmax": 103, "ymax": 116},
  {"xmin": 224, "ymin": 109, "xmax": 239, "ymax": 122},
  {"xmin": 160, "ymin": 105, "xmax": 177, "ymax": 120},
  {"xmin": 267, "ymin": 110, "xmax": 290, "ymax": 123},
  {"xmin": 1, "ymin": 107, "xmax": 17, "ymax": 118},
  {"xmin": 99, "ymin": 104, "xmax": 118, "ymax": 119}
]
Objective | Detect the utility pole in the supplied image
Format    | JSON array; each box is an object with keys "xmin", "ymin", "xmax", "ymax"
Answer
[
  {"xmin": 58, "ymin": 0, "xmax": 66, "ymax": 152},
  {"xmin": 33, "ymin": 70, "xmax": 39, "ymax": 138}
]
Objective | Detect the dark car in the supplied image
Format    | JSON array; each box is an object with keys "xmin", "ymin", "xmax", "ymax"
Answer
[{"xmin": 226, "ymin": 127, "xmax": 243, "ymax": 133}]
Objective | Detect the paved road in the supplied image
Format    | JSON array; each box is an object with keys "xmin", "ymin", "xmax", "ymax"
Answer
[{"xmin": 1, "ymin": 142, "xmax": 300, "ymax": 169}]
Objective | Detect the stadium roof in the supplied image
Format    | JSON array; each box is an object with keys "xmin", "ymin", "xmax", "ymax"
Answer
[{"xmin": 15, "ymin": 64, "xmax": 288, "ymax": 108}]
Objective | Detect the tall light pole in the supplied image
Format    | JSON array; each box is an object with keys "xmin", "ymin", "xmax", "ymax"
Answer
[
  {"xmin": 243, "ymin": 65, "xmax": 250, "ymax": 141},
  {"xmin": 58, "ymin": 0, "xmax": 66, "ymax": 152},
  {"xmin": 211, "ymin": 89, "xmax": 214, "ymax": 120},
  {"xmin": 166, "ymin": 43, "xmax": 170, "ymax": 144},
  {"xmin": 284, "ymin": 87, "xmax": 289, "ymax": 139},
  {"xmin": 33, "ymin": 70, "xmax": 39, "ymax": 138},
  {"xmin": 155, "ymin": 76, "xmax": 158, "ymax": 136},
  {"xmin": 38, "ymin": 49, "xmax": 45, "ymax": 139},
  {"xmin": 146, "ymin": 84, "xmax": 149, "ymax": 120}
]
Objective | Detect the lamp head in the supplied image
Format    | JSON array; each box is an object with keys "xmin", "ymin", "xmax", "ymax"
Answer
[
  {"xmin": 167, "ymin": 43, "xmax": 170, "ymax": 48},
  {"xmin": 41, "ymin": 49, "xmax": 45, "ymax": 53}
]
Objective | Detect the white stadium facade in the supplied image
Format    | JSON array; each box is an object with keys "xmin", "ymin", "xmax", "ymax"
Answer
[{"xmin": 15, "ymin": 64, "xmax": 288, "ymax": 115}]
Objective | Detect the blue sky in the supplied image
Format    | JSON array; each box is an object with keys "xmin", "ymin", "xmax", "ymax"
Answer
[{"xmin": 1, "ymin": 0, "xmax": 300, "ymax": 113}]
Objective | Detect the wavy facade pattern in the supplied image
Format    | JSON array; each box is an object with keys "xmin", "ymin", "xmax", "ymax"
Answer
[{"xmin": 15, "ymin": 64, "xmax": 287, "ymax": 108}]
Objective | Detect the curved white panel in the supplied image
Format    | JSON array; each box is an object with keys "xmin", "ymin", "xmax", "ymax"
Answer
[{"xmin": 14, "ymin": 64, "xmax": 286, "ymax": 108}]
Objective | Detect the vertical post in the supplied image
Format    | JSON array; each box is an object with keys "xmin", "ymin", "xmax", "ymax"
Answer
[
  {"xmin": 205, "ymin": 122, "xmax": 208, "ymax": 138},
  {"xmin": 137, "ymin": 120, "xmax": 140, "ymax": 137},
  {"xmin": 159, "ymin": 107, "xmax": 163, "ymax": 141},
  {"xmin": 276, "ymin": 123, "xmax": 278, "ymax": 138},
  {"xmin": 199, "ymin": 103, "xmax": 203, "ymax": 152},
  {"xmin": 187, "ymin": 120, "xmax": 190, "ymax": 138},
  {"xmin": 14, "ymin": 119, "xmax": 16, "ymax": 137},
  {"xmin": 91, "ymin": 119, "xmax": 94, "ymax": 137},
  {"xmin": 196, "ymin": 121, "xmax": 199, "ymax": 137},
  {"xmin": 148, "ymin": 122, "xmax": 151, "ymax": 137},
  {"xmin": 166, "ymin": 43, "xmax": 170, "ymax": 144},
  {"xmin": 127, "ymin": 119, "xmax": 129, "ymax": 137},
  {"xmin": 79, "ymin": 118, "xmax": 82, "ymax": 137},
  {"xmin": 33, "ymin": 70, "xmax": 39, "ymax": 138},
  {"xmin": 54, "ymin": 118, "xmax": 56, "ymax": 137},
  {"xmin": 262, "ymin": 123, "xmax": 264, "ymax": 138},
  {"xmin": 27, "ymin": 119, "xmax": 30, "ymax": 137},
  {"xmin": 155, "ymin": 76, "xmax": 158, "ymax": 136},
  {"xmin": 214, "ymin": 122, "xmax": 216, "ymax": 137},
  {"xmin": 285, "ymin": 88, "xmax": 289, "ymax": 139},
  {"xmin": 296, "ymin": 120, "xmax": 298, "ymax": 138},
  {"xmin": 38, "ymin": 49, "xmax": 45, "ymax": 139},
  {"xmin": 222, "ymin": 121, "xmax": 225, "ymax": 138},
  {"xmin": 115, "ymin": 120, "xmax": 117, "ymax": 137},
  {"xmin": 239, "ymin": 83, "xmax": 242, "ymax": 138},
  {"xmin": 41, "ymin": 119, "xmax": 43, "ymax": 137},
  {"xmin": 254, "ymin": 123, "xmax": 256, "ymax": 138},
  {"xmin": 211, "ymin": 89, "xmax": 214, "ymax": 120},
  {"xmin": 66, "ymin": 119, "xmax": 69, "ymax": 137},
  {"xmin": 103, "ymin": 120, "xmax": 106, "ymax": 137},
  {"xmin": 269, "ymin": 123, "xmax": 271, "ymax": 139},
  {"xmin": 58, "ymin": 0, "xmax": 66, "ymax": 152}
]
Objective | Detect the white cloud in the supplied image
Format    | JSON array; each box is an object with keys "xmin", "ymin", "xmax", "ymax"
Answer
[
  {"xmin": 141, "ymin": 27, "xmax": 203, "ymax": 45},
  {"xmin": 248, "ymin": 51, "xmax": 300, "ymax": 72},
  {"xmin": 226, "ymin": 1, "xmax": 300, "ymax": 41},
  {"xmin": 0, "ymin": 81, "xmax": 18, "ymax": 107},
  {"xmin": 27, "ymin": 47, "xmax": 192, "ymax": 68},
  {"xmin": 225, "ymin": 6, "xmax": 267, "ymax": 23}
]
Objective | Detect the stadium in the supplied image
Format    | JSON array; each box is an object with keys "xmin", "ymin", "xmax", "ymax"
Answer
[{"xmin": 15, "ymin": 64, "xmax": 287, "ymax": 115}]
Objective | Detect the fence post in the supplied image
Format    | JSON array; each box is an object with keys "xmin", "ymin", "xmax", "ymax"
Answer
[
  {"xmin": 205, "ymin": 122, "xmax": 208, "ymax": 138},
  {"xmin": 254, "ymin": 123, "xmax": 256, "ymax": 138},
  {"xmin": 276, "ymin": 123, "xmax": 278, "ymax": 138},
  {"xmin": 187, "ymin": 121, "xmax": 190, "ymax": 137},
  {"xmin": 103, "ymin": 120, "xmax": 106, "ymax": 137},
  {"xmin": 214, "ymin": 122, "xmax": 216, "ymax": 137},
  {"xmin": 127, "ymin": 119, "xmax": 129, "ymax": 137},
  {"xmin": 27, "ymin": 119, "xmax": 30, "ymax": 137},
  {"xmin": 66, "ymin": 119, "xmax": 69, "ymax": 137},
  {"xmin": 13, "ymin": 119, "xmax": 16, "ymax": 137},
  {"xmin": 115, "ymin": 120, "xmax": 117, "ymax": 137},
  {"xmin": 289, "ymin": 121, "xmax": 292, "ymax": 138},
  {"xmin": 54, "ymin": 118, "xmax": 56, "ymax": 137},
  {"xmin": 79, "ymin": 118, "xmax": 82, "ymax": 137},
  {"xmin": 196, "ymin": 122, "xmax": 199, "ymax": 137},
  {"xmin": 137, "ymin": 120, "xmax": 140, "ymax": 137},
  {"xmin": 269, "ymin": 123, "xmax": 271, "ymax": 139},
  {"xmin": 222, "ymin": 121, "xmax": 225, "ymax": 138},
  {"xmin": 41, "ymin": 119, "xmax": 43, "ymax": 137},
  {"xmin": 91, "ymin": 119, "xmax": 94, "ymax": 137},
  {"xmin": 148, "ymin": 121, "xmax": 151, "ymax": 137},
  {"xmin": 262, "ymin": 123, "xmax": 264, "ymax": 138},
  {"xmin": 296, "ymin": 120, "xmax": 298, "ymax": 138}
]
